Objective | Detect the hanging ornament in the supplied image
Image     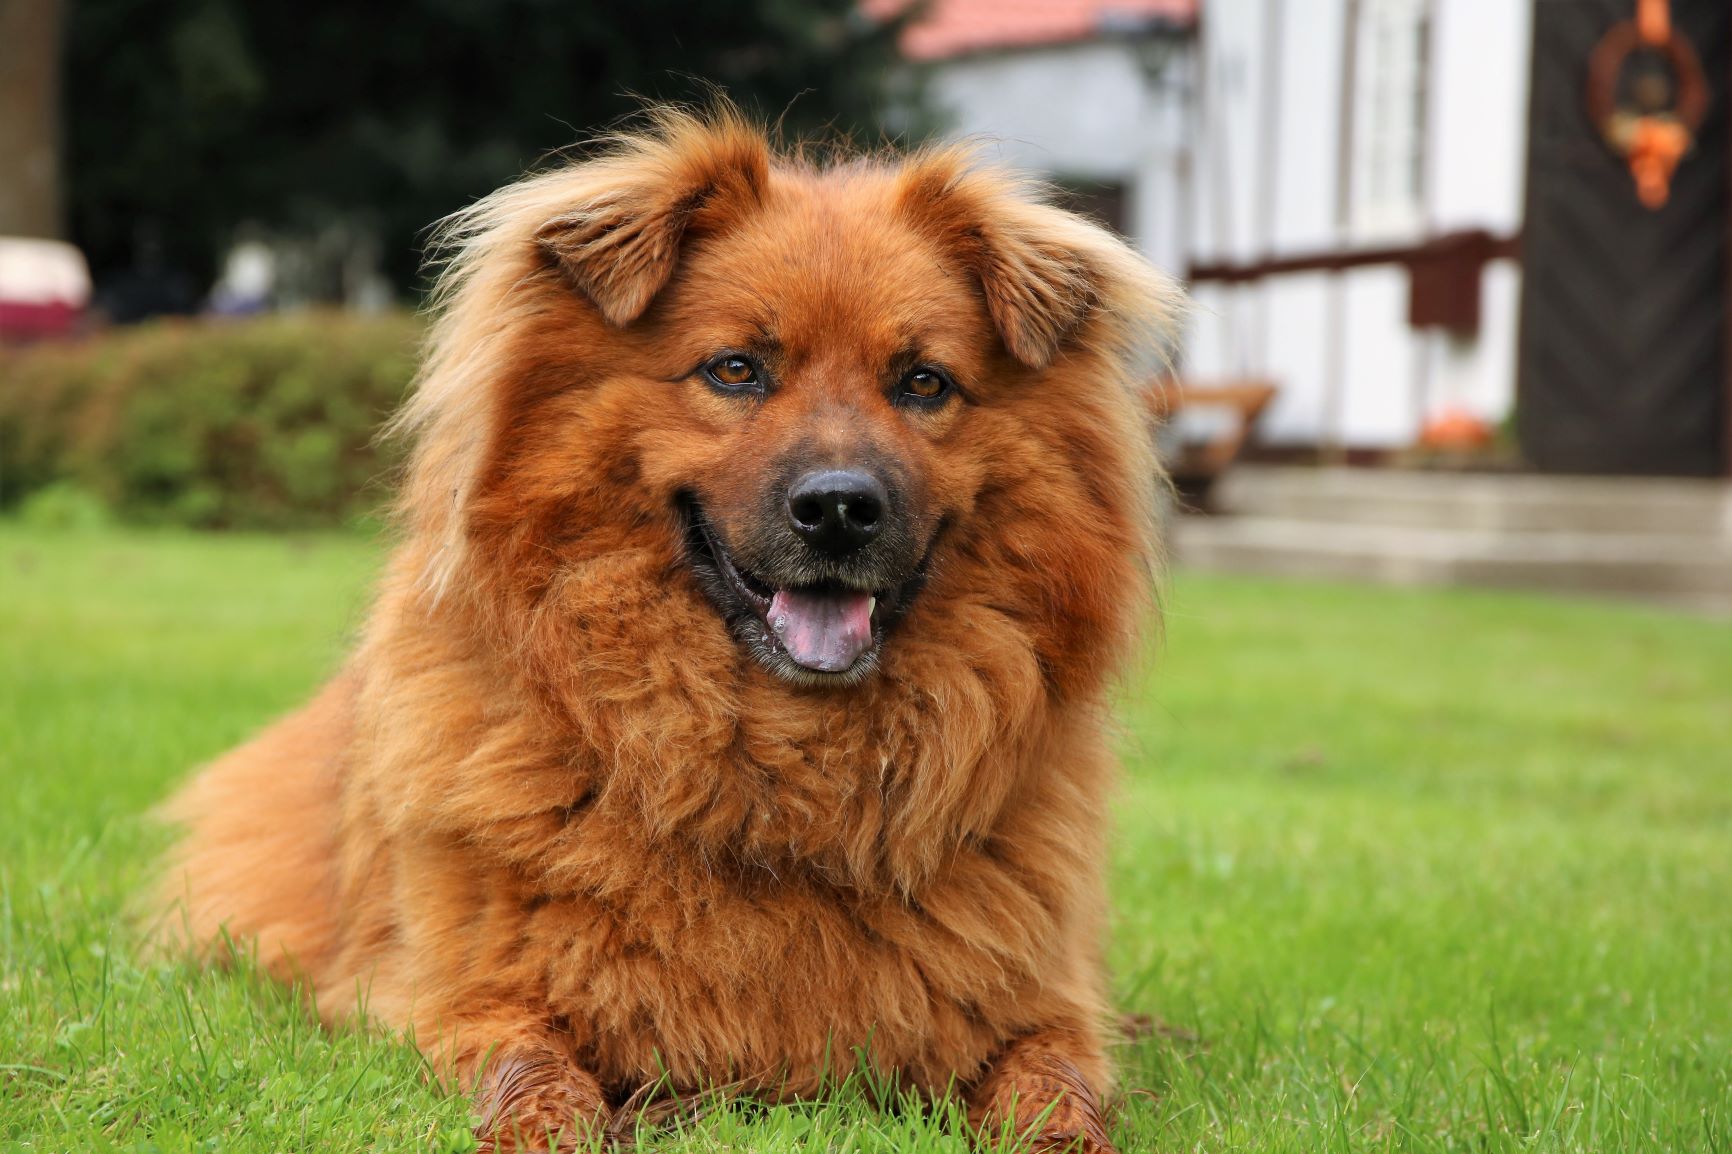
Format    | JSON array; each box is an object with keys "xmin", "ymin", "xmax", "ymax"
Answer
[{"xmin": 1586, "ymin": 0, "xmax": 1708, "ymax": 209}]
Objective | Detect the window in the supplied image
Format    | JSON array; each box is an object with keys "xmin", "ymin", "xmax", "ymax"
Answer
[
  {"xmin": 1051, "ymin": 178, "xmax": 1130, "ymax": 239},
  {"xmin": 1352, "ymin": 0, "xmax": 1431, "ymax": 239}
]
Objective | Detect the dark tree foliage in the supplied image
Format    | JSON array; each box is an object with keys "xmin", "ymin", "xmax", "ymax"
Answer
[{"xmin": 64, "ymin": 0, "xmax": 916, "ymax": 302}]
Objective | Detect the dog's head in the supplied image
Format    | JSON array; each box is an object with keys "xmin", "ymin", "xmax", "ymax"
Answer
[{"xmin": 397, "ymin": 108, "xmax": 1180, "ymax": 698}]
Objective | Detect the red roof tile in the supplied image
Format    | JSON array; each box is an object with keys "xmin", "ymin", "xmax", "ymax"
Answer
[{"xmin": 866, "ymin": 0, "xmax": 1198, "ymax": 61}]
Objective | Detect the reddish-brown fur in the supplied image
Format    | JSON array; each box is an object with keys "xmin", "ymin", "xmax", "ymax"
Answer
[{"xmin": 157, "ymin": 107, "xmax": 1180, "ymax": 1151}]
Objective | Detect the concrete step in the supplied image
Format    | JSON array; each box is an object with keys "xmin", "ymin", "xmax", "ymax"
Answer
[
  {"xmin": 1173, "ymin": 515, "xmax": 1732, "ymax": 614},
  {"xmin": 1211, "ymin": 466, "xmax": 1732, "ymax": 538}
]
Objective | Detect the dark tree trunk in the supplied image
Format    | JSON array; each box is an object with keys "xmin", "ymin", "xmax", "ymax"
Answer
[{"xmin": 0, "ymin": 0, "xmax": 64, "ymax": 239}]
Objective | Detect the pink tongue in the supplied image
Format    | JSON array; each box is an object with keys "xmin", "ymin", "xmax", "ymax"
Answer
[{"xmin": 767, "ymin": 588, "xmax": 875, "ymax": 672}]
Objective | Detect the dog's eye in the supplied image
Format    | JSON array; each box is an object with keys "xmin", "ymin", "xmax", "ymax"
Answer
[
  {"xmin": 703, "ymin": 355, "xmax": 760, "ymax": 392},
  {"xmin": 897, "ymin": 366, "xmax": 953, "ymax": 404}
]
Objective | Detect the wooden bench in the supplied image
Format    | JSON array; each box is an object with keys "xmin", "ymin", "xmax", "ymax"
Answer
[{"xmin": 1146, "ymin": 379, "xmax": 1279, "ymax": 503}]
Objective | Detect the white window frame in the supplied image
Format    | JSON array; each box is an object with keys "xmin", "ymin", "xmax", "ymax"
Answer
[{"xmin": 1351, "ymin": 0, "xmax": 1432, "ymax": 242}]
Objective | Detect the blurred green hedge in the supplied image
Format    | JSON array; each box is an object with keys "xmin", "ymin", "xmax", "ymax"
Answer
[{"xmin": 0, "ymin": 312, "xmax": 422, "ymax": 528}]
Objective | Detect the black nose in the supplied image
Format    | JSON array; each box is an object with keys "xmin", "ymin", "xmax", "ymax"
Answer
[{"xmin": 787, "ymin": 469, "xmax": 887, "ymax": 557}]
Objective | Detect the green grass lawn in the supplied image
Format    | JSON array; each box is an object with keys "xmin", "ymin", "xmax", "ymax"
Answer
[{"xmin": 3, "ymin": 524, "xmax": 1729, "ymax": 1152}]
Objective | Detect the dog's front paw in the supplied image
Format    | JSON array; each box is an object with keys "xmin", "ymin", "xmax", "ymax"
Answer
[
  {"xmin": 473, "ymin": 1048, "xmax": 609, "ymax": 1152},
  {"xmin": 1021, "ymin": 1088, "xmax": 1113, "ymax": 1152},
  {"xmin": 976, "ymin": 1075, "xmax": 1115, "ymax": 1152},
  {"xmin": 969, "ymin": 1035, "xmax": 1116, "ymax": 1154}
]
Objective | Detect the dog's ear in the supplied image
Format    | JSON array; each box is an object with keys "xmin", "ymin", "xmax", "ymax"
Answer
[
  {"xmin": 537, "ymin": 115, "xmax": 769, "ymax": 327},
  {"xmin": 896, "ymin": 152, "xmax": 1099, "ymax": 370}
]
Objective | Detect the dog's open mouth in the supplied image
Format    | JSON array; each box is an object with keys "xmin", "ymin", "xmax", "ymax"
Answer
[{"xmin": 680, "ymin": 498, "xmax": 924, "ymax": 684}]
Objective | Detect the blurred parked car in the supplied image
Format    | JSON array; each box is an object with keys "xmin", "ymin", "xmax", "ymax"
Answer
[{"xmin": 0, "ymin": 237, "xmax": 90, "ymax": 342}]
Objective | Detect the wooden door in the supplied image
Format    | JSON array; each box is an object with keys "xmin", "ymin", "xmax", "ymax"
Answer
[{"xmin": 1517, "ymin": 0, "xmax": 1729, "ymax": 476}]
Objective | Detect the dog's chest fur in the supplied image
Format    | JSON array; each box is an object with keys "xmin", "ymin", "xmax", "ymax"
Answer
[
  {"xmin": 322, "ymin": 585, "xmax": 1104, "ymax": 1095},
  {"xmin": 537, "ymin": 844, "xmax": 1063, "ymax": 1093},
  {"xmin": 337, "ymin": 753, "xmax": 1086, "ymax": 1095}
]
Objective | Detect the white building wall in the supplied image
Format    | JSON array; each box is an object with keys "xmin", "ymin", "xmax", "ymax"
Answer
[
  {"xmin": 1190, "ymin": 0, "xmax": 1269, "ymax": 265},
  {"xmin": 1258, "ymin": 272, "xmax": 1335, "ymax": 443},
  {"xmin": 1128, "ymin": 53, "xmax": 1195, "ymax": 280},
  {"xmin": 925, "ymin": 40, "xmax": 1191, "ymax": 273},
  {"xmin": 1430, "ymin": 0, "xmax": 1532, "ymax": 234},
  {"xmin": 1419, "ymin": 0, "xmax": 1532, "ymax": 432},
  {"xmin": 1192, "ymin": 0, "xmax": 1532, "ymax": 447},
  {"xmin": 1268, "ymin": 4, "xmax": 1348, "ymax": 254},
  {"xmin": 1341, "ymin": 265, "xmax": 1425, "ymax": 443},
  {"xmin": 1187, "ymin": 0, "xmax": 1353, "ymax": 436},
  {"xmin": 922, "ymin": 1, "xmax": 1533, "ymax": 450}
]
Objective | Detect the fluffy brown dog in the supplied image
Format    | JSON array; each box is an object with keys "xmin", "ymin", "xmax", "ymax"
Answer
[{"xmin": 158, "ymin": 107, "xmax": 1179, "ymax": 1151}]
